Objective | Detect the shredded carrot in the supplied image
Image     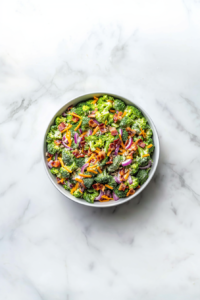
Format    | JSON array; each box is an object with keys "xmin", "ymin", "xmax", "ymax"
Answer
[
  {"xmin": 57, "ymin": 178, "xmax": 64, "ymax": 184},
  {"xmin": 107, "ymin": 151, "xmax": 111, "ymax": 156},
  {"xmin": 101, "ymin": 196, "xmax": 113, "ymax": 200},
  {"xmin": 69, "ymin": 112, "xmax": 82, "ymax": 119},
  {"xmin": 142, "ymin": 154, "xmax": 150, "ymax": 157},
  {"xmin": 71, "ymin": 183, "xmax": 79, "ymax": 194},
  {"xmin": 126, "ymin": 156, "xmax": 132, "ymax": 159},
  {"xmin": 64, "ymin": 166, "xmax": 72, "ymax": 173},
  {"xmin": 92, "ymin": 126, "xmax": 99, "ymax": 135},
  {"xmin": 80, "ymin": 131, "xmax": 87, "ymax": 137},
  {"xmin": 110, "ymin": 110, "xmax": 115, "ymax": 113},
  {"xmin": 97, "ymin": 166, "xmax": 102, "ymax": 173},
  {"xmin": 105, "ymin": 120, "xmax": 107, "ymax": 125},
  {"xmin": 124, "ymin": 171, "xmax": 130, "ymax": 181},
  {"xmin": 95, "ymin": 150, "xmax": 100, "ymax": 154},
  {"xmin": 58, "ymin": 157, "xmax": 72, "ymax": 173},
  {"xmin": 86, "ymin": 154, "xmax": 95, "ymax": 163},
  {"xmin": 126, "ymin": 190, "xmax": 131, "ymax": 197},
  {"xmin": 107, "ymin": 100, "xmax": 113, "ymax": 103},
  {"xmin": 99, "ymin": 199, "xmax": 112, "ymax": 202},
  {"xmin": 66, "ymin": 130, "xmax": 71, "ymax": 147},
  {"xmin": 61, "ymin": 124, "xmax": 72, "ymax": 133},
  {"xmin": 137, "ymin": 185, "xmax": 141, "ymax": 189},
  {"xmin": 96, "ymin": 148, "xmax": 101, "ymax": 151},
  {"xmin": 79, "ymin": 173, "xmax": 92, "ymax": 178},
  {"xmin": 89, "ymin": 164, "xmax": 97, "ymax": 168},
  {"xmin": 105, "ymin": 184, "xmax": 113, "ymax": 190},
  {"xmin": 93, "ymin": 96, "xmax": 98, "ymax": 101},
  {"xmin": 147, "ymin": 144, "xmax": 153, "ymax": 149},
  {"xmin": 75, "ymin": 178, "xmax": 84, "ymax": 184},
  {"xmin": 79, "ymin": 189, "xmax": 83, "ymax": 194},
  {"xmin": 119, "ymin": 134, "xmax": 125, "ymax": 149},
  {"xmin": 122, "ymin": 111, "xmax": 126, "ymax": 118},
  {"xmin": 75, "ymin": 119, "xmax": 82, "ymax": 131},
  {"xmin": 47, "ymin": 157, "xmax": 52, "ymax": 162},
  {"xmin": 87, "ymin": 169, "xmax": 98, "ymax": 174},
  {"xmin": 139, "ymin": 128, "xmax": 147, "ymax": 138}
]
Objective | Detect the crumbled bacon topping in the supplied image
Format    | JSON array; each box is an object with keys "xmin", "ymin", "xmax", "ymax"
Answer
[
  {"xmin": 109, "ymin": 127, "xmax": 118, "ymax": 136},
  {"xmin": 89, "ymin": 119, "xmax": 98, "ymax": 127},
  {"xmin": 92, "ymin": 183, "xmax": 105, "ymax": 191},
  {"xmin": 52, "ymin": 160, "xmax": 61, "ymax": 168},
  {"xmin": 113, "ymin": 111, "xmax": 123, "ymax": 123},
  {"xmin": 97, "ymin": 151, "xmax": 106, "ymax": 161},
  {"xmin": 72, "ymin": 116, "xmax": 79, "ymax": 123},
  {"xmin": 118, "ymin": 183, "xmax": 127, "ymax": 191},
  {"xmin": 126, "ymin": 127, "xmax": 136, "ymax": 137},
  {"xmin": 99, "ymin": 123, "xmax": 107, "ymax": 133},
  {"xmin": 58, "ymin": 122, "xmax": 66, "ymax": 132}
]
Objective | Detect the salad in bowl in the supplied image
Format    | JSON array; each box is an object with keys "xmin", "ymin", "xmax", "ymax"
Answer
[{"xmin": 46, "ymin": 94, "xmax": 155, "ymax": 204}]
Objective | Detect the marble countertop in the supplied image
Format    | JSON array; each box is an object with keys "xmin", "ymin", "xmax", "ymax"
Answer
[{"xmin": 1, "ymin": 0, "xmax": 200, "ymax": 299}]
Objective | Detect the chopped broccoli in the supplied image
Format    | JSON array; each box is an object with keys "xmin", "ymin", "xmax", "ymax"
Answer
[
  {"xmin": 68, "ymin": 161, "xmax": 77, "ymax": 172},
  {"xmin": 46, "ymin": 130, "xmax": 62, "ymax": 143},
  {"xmin": 135, "ymin": 156, "xmax": 149, "ymax": 167},
  {"xmin": 118, "ymin": 128, "xmax": 128, "ymax": 142},
  {"xmin": 83, "ymin": 177, "xmax": 94, "ymax": 188},
  {"xmin": 99, "ymin": 156, "xmax": 108, "ymax": 167},
  {"xmin": 136, "ymin": 169, "xmax": 150, "ymax": 185},
  {"xmin": 47, "ymin": 142, "xmax": 60, "ymax": 155},
  {"xmin": 114, "ymin": 188, "xmax": 127, "ymax": 198},
  {"xmin": 132, "ymin": 124, "xmax": 141, "ymax": 135},
  {"xmin": 95, "ymin": 169, "xmax": 110, "ymax": 184},
  {"xmin": 70, "ymin": 106, "xmax": 84, "ymax": 116},
  {"xmin": 81, "ymin": 116, "xmax": 90, "ymax": 131},
  {"xmin": 119, "ymin": 116, "xmax": 133, "ymax": 128},
  {"xmin": 134, "ymin": 135, "xmax": 144, "ymax": 142},
  {"xmin": 55, "ymin": 116, "xmax": 66, "ymax": 125},
  {"xmin": 128, "ymin": 176, "xmax": 139, "ymax": 189},
  {"xmin": 145, "ymin": 137, "xmax": 155, "ymax": 154},
  {"xmin": 107, "ymin": 176, "xmax": 117, "ymax": 188},
  {"xmin": 63, "ymin": 183, "xmax": 70, "ymax": 191},
  {"xmin": 145, "ymin": 127, "xmax": 153, "ymax": 139},
  {"xmin": 95, "ymin": 110, "xmax": 109, "ymax": 123},
  {"xmin": 125, "ymin": 105, "xmax": 143, "ymax": 118},
  {"xmin": 104, "ymin": 140, "xmax": 110, "ymax": 153},
  {"xmin": 97, "ymin": 100, "xmax": 112, "ymax": 113},
  {"xmin": 73, "ymin": 189, "xmax": 83, "ymax": 198},
  {"xmin": 107, "ymin": 156, "xmax": 123, "ymax": 172},
  {"xmin": 60, "ymin": 167, "xmax": 70, "ymax": 179},
  {"xmin": 130, "ymin": 163, "xmax": 139, "ymax": 174},
  {"xmin": 134, "ymin": 117, "xmax": 147, "ymax": 130},
  {"xmin": 107, "ymin": 114, "xmax": 114, "ymax": 125},
  {"xmin": 66, "ymin": 114, "xmax": 73, "ymax": 123},
  {"xmin": 82, "ymin": 105, "xmax": 90, "ymax": 113},
  {"xmin": 50, "ymin": 168, "xmax": 61, "ymax": 177},
  {"xmin": 69, "ymin": 124, "xmax": 78, "ymax": 137},
  {"xmin": 83, "ymin": 190, "xmax": 99, "ymax": 203},
  {"xmin": 113, "ymin": 99, "xmax": 126, "ymax": 112},
  {"xmin": 75, "ymin": 157, "xmax": 85, "ymax": 168},
  {"xmin": 71, "ymin": 140, "xmax": 79, "ymax": 149},
  {"xmin": 138, "ymin": 146, "xmax": 149, "ymax": 157},
  {"xmin": 86, "ymin": 100, "xmax": 96, "ymax": 111},
  {"xmin": 62, "ymin": 149, "xmax": 74, "ymax": 165}
]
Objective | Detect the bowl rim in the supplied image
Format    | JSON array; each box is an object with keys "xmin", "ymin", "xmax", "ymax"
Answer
[{"xmin": 43, "ymin": 91, "xmax": 160, "ymax": 208}]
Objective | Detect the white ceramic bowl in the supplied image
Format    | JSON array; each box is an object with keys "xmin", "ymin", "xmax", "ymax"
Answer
[{"xmin": 43, "ymin": 92, "xmax": 160, "ymax": 207}]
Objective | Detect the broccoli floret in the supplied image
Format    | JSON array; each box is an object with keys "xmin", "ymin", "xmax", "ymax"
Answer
[
  {"xmin": 129, "ymin": 176, "xmax": 139, "ymax": 189},
  {"xmin": 134, "ymin": 118, "xmax": 147, "ymax": 130},
  {"xmin": 74, "ymin": 157, "xmax": 85, "ymax": 168},
  {"xmin": 97, "ymin": 99, "xmax": 112, "ymax": 113},
  {"xmin": 145, "ymin": 137, "xmax": 155, "ymax": 154},
  {"xmin": 113, "ymin": 188, "xmax": 127, "ymax": 198},
  {"xmin": 134, "ymin": 135, "xmax": 144, "ymax": 142},
  {"xmin": 113, "ymin": 99, "xmax": 126, "ymax": 112},
  {"xmin": 125, "ymin": 105, "xmax": 143, "ymax": 118},
  {"xmin": 107, "ymin": 176, "xmax": 117, "ymax": 188},
  {"xmin": 89, "ymin": 141, "xmax": 96, "ymax": 152},
  {"xmin": 136, "ymin": 169, "xmax": 150, "ymax": 185},
  {"xmin": 135, "ymin": 156, "xmax": 149, "ymax": 167},
  {"xmin": 73, "ymin": 189, "xmax": 82, "ymax": 198},
  {"xmin": 81, "ymin": 116, "xmax": 90, "ymax": 131},
  {"xmin": 63, "ymin": 183, "xmax": 70, "ymax": 191},
  {"xmin": 86, "ymin": 100, "xmax": 96, "ymax": 111},
  {"xmin": 132, "ymin": 124, "xmax": 141, "ymax": 135},
  {"xmin": 47, "ymin": 142, "xmax": 60, "ymax": 155},
  {"xmin": 145, "ymin": 127, "xmax": 153, "ymax": 139},
  {"xmin": 130, "ymin": 163, "xmax": 139, "ymax": 174},
  {"xmin": 107, "ymin": 155, "xmax": 123, "ymax": 172},
  {"xmin": 71, "ymin": 107, "xmax": 84, "ymax": 116},
  {"xmin": 119, "ymin": 116, "xmax": 133, "ymax": 128},
  {"xmin": 138, "ymin": 146, "xmax": 149, "ymax": 157},
  {"xmin": 46, "ymin": 130, "xmax": 62, "ymax": 143},
  {"xmin": 82, "ymin": 105, "xmax": 90, "ymax": 113},
  {"xmin": 118, "ymin": 128, "xmax": 128, "ymax": 143},
  {"xmin": 95, "ymin": 169, "xmax": 110, "ymax": 184},
  {"xmin": 60, "ymin": 167, "xmax": 70, "ymax": 179},
  {"xmin": 50, "ymin": 168, "xmax": 61, "ymax": 177},
  {"xmin": 83, "ymin": 190, "xmax": 99, "ymax": 203},
  {"xmin": 62, "ymin": 149, "xmax": 74, "ymax": 165},
  {"xmin": 70, "ymin": 124, "xmax": 78, "ymax": 137},
  {"xmin": 68, "ymin": 161, "xmax": 77, "ymax": 172},
  {"xmin": 107, "ymin": 114, "xmax": 114, "ymax": 125},
  {"xmin": 66, "ymin": 114, "xmax": 73, "ymax": 123},
  {"xmin": 95, "ymin": 110, "xmax": 109, "ymax": 123},
  {"xmin": 83, "ymin": 177, "xmax": 94, "ymax": 188},
  {"xmin": 50, "ymin": 125, "xmax": 58, "ymax": 131},
  {"xmin": 71, "ymin": 140, "xmax": 79, "ymax": 149},
  {"xmin": 101, "ymin": 132, "xmax": 115, "ymax": 143},
  {"xmin": 55, "ymin": 116, "xmax": 66, "ymax": 125},
  {"xmin": 99, "ymin": 157, "xmax": 108, "ymax": 167}
]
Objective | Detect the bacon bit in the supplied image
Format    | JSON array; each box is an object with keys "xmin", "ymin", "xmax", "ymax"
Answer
[
  {"xmin": 72, "ymin": 149, "xmax": 79, "ymax": 157},
  {"xmin": 72, "ymin": 116, "xmax": 79, "ymax": 123},
  {"xmin": 69, "ymin": 112, "xmax": 82, "ymax": 119},
  {"xmin": 99, "ymin": 123, "xmax": 107, "ymax": 134},
  {"xmin": 136, "ymin": 185, "xmax": 140, "ymax": 189},
  {"xmin": 137, "ymin": 139, "xmax": 146, "ymax": 148},
  {"xmin": 92, "ymin": 126, "xmax": 99, "ymax": 135},
  {"xmin": 119, "ymin": 134, "xmax": 125, "ymax": 149},
  {"xmin": 121, "ymin": 111, "xmax": 126, "ymax": 118},
  {"xmin": 58, "ymin": 122, "xmax": 66, "ymax": 132},
  {"xmin": 97, "ymin": 166, "xmax": 102, "ymax": 173},
  {"xmin": 105, "ymin": 184, "xmax": 113, "ymax": 190},
  {"xmin": 109, "ymin": 127, "xmax": 118, "ymax": 136},
  {"xmin": 129, "ymin": 142, "xmax": 138, "ymax": 152},
  {"xmin": 106, "ymin": 156, "xmax": 113, "ymax": 164},
  {"xmin": 86, "ymin": 154, "xmax": 95, "ymax": 163},
  {"xmin": 77, "ymin": 154, "xmax": 85, "ymax": 158},
  {"xmin": 126, "ymin": 127, "xmax": 136, "ymax": 137},
  {"xmin": 110, "ymin": 109, "xmax": 115, "ymax": 113},
  {"xmin": 147, "ymin": 144, "xmax": 153, "ymax": 149},
  {"xmin": 92, "ymin": 183, "xmax": 105, "ymax": 191},
  {"xmin": 118, "ymin": 183, "xmax": 127, "ymax": 191},
  {"xmin": 108, "ymin": 143, "xmax": 115, "ymax": 153},
  {"xmin": 67, "ymin": 105, "xmax": 73, "ymax": 111},
  {"xmin": 97, "ymin": 151, "xmax": 106, "ymax": 161},
  {"xmin": 57, "ymin": 178, "xmax": 64, "ymax": 184},
  {"xmin": 139, "ymin": 128, "xmax": 147, "ymax": 138},
  {"xmin": 75, "ymin": 178, "xmax": 84, "ymax": 184},
  {"xmin": 51, "ymin": 160, "xmax": 61, "ymax": 168},
  {"xmin": 87, "ymin": 148, "xmax": 93, "ymax": 156},
  {"xmin": 142, "ymin": 154, "xmax": 150, "ymax": 157},
  {"xmin": 71, "ymin": 183, "xmax": 79, "ymax": 194},
  {"xmin": 75, "ymin": 120, "xmax": 82, "ymax": 131},
  {"xmin": 89, "ymin": 119, "xmax": 98, "ymax": 127},
  {"xmin": 79, "ymin": 173, "xmax": 92, "ymax": 178},
  {"xmin": 126, "ymin": 189, "xmax": 135, "ymax": 196},
  {"xmin": 54, "ymin": 140, "xmax": 61, "ymax": 145},
  {"xmin": 113, "ymin": 111, "xmax": 123, "ymax": 123},
  {"xmin": 124, "ymin": 171, "xmax": 130, "ymax": 181},
  {"xmin": 47, "ymin": 157, "xmax": 52, "ymax": 162},
  {"xmin": 88, "ymin": 113, "xmax": 96, "ymax": 118}
]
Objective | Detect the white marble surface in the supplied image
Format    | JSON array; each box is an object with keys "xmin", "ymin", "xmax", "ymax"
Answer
[{"xmin": 1, "ymin": 0, "xmax": 200, "ymax": 298}]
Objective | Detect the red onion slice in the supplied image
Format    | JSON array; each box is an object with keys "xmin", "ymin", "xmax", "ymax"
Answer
[
  {"xmin": 62, "ymin": 141, "xmax": 73, "ymax": 150},
  {"xmin": 119, "ymin": 128, "xmax": 123, "ymax": 136},
  {"xmin": 122, "ymin": 159, "xmax": 132, "ymax": 167},
  {"xmin": 128, "ymin": 175, "xmax": 133, "ymax": 184},
  {"xmin": 81, "ymin": 163, "xmax": 89, "ymax": 173},
  {"xmin": 62, "ymin": 112, "xmax": 67, "ymax": 117},
  {"xmin": 93, "ymin": 119, "xmax": 100, "ymax": 125},
  {"xmin": 48, "ymin": 160, "xmax": 53, "ymax": 169},
  {"xmin": 114, "ymin": 176, "xmax": 121, "ymax": 184},
  {"xmin": 88, "ymin": 129, "xmax": 92, "ymax": 136},
  {"xmin": 125, "ymin": 137, "xmax": 132, "ymax": 149},
  {"xmin": 139, "ymin": 160, "xmax": 152, "ymax": 170},
  {"xmin": 79, "ymin": 128, "xmax": 82, "ymax": 134},
  {"xmin": 55, "ymin": 153, "xmax": 58, "ymax": 161},
  {"xmin": 113, "ymin": 192, "xmax": 119, "ymax": 201},
  {"xmin": 74, "ymin": 132, "xmax": 79, "ymax": 144},
  {"xmin": 114, "ymin": 145, "xmax": 120, "ymax": 155},
  {"xmin": 95, "ymin": 190, "xmax": 104, "ymax": 201}
]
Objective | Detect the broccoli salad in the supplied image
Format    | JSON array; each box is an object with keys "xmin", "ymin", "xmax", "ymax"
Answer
[{"xmin": 46, "ymin": 95, "xmax": 154, "ymax": 203}]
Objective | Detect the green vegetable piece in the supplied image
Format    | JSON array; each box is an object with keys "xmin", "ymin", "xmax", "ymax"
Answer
[
  {"xmin": 83, "ymin": 190, "xmax": 99, "ymax": 203},
  {"xmin": 125, "ymin": 105, "xmax": 143, "ymax": 118},
  {"xmin": 46, "ymin": 130, "xmax": 62, "ymax": 143},
  {"xmin": 99, "ymin": 156, "xmax": 108, "ymax": 167},
  {"xmin": 81, "ymin": 116, "xmax": 90, "ymax": 131},
  {"xmin": 95, "ymin": 169, "xmax": 110, "ymax": 184},
  {"xmin": 47, "ymin": 142, "xmax": 60, "ymax": 155},
  {"xmin": 135, "ymin": 156, "xmax": 149, "ymax": 167},
  {"xmin": 134, "ymin": 117, "xmax": 147, "ymax": 130},
  {"xmin": 60, "ymin": 167, "xmax": 70, "ymax": 179},
  {"xmin": 113, "ymin": 188, "xmax": 127, "ymax": 198},
  {"xmin": 129, "ymin": 176, "xmax": 139, "ymax": 189},
  {"xmin": 75, "ymin": 157, "xmax": 85, "ymax": 168},
  {"xmin": 95, "ymin": 111, "xmax": 109, "ymax": 123},
  {"xmin": 55, "ymin": 116, "xmax": 66, "ymax": 125},
  {"xmin": 107, "ymin": 176, "xmax": 117, "ymax": 188},
  {"xmin": 119, "ymin": 116, "xmax": 133, "ymax": 128},
  {"xmin": 107, "ymin": 155, "xmax": 123, "ymax": 172},
  {"xmin": 50, "ymin": 168, "xmax": 61, "ymax": 177},
  {"xmin": 130, "ymin": 163, "xmax": 139, "ymax": 174},
  {"xmin": 73, "ymin": 189, "xmax": 82, "ymax": 198},
  {"xmin": 62, "ymin": 148, "xmax": 74, "ymax": 165},
  {"xmin": 83, "ymin": 177, "xmax": 94, "ymax": 188},
  {"xmin": 136, "ymin": 169, "xmax": 150, "ymax": 185},
  {"xmin": 113, "ymin": 99, "xmax": 126, "ymax": 112}
]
